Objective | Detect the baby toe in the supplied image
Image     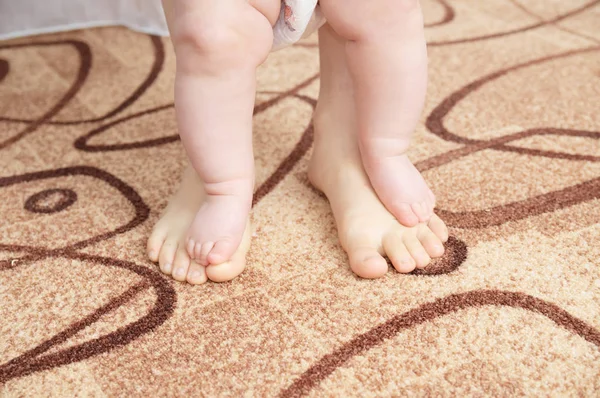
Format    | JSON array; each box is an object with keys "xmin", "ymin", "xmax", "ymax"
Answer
[
  {"xmin": 171, "ymin": 246, "xmax": 191, "ymax": 281},
  {"xmin": 186, "ymin": 261, "xmax": 207, "ymax": 285},
  {"xmin": 394, "ymin": 203, "xmax": 420, "ymax": 227},
  {"xmin": 158, "ymin": 239, "xmax": 178, "ymax": 275},
  {"xmin": 383, "ymin": 230, "xmax": 416, "ymax": 273},
  {"xmin": 207, "ymin": 239, "xmax": 237, "ymax": 265},
  {"xmin": 412, "ymin": 201, "xmax": 430, "ymax": 223},
  {"xmin": 197, "ymin": 241, "xmax": 214, "ymax": 266},
  {"xmin": 186, "ymin": 238, "xmax": 197, "ymax": 260},
  {"xmin": 348, "ymin": 245, "xmax": 389, "ymax": 279},
  {"xmin": 428, "ymin": 214, "xmax": 449, "ymax": 243},
  {"xmin": 417, "ymin": 225, "xmax": 445, "ymax": 258},
  {"xmin": 147, "ymin": 230, "xmax": 167, "ymax": 263},
  {"xmin": 403, "ymin": 233, "xmax": 431, "ymax": 269}
]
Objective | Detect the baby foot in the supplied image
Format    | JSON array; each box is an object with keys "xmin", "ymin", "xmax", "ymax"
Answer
[
  {"xmin": 186, "ymin": 191, "xmax": 251, "ymax": 266},
  {"xmin": 309, "ymin": 112, "xmax": 447, "ymax": 278},
  {"xmin": 147, "ymin": 165, "xmax": 251, "ymax": 284},
  {"xmin": 361, "ymin": 150, "xmax": 435, "ymax": 228}
]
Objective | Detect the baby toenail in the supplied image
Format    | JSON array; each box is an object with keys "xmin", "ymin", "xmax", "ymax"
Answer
[
  {"xmin": 163, "ymin": 263, "xmax": 172, "ymax": 272},
  {"xmin": 148, "ymin": 250, "xmax": 155, "ymax": 258},
  {"xmin": 175, "ymin": 268, "xmax": 184, "ymax": 277},
  {"xmin": 191, "ymin": 271, "xmax": 201, "ymax": 279}
]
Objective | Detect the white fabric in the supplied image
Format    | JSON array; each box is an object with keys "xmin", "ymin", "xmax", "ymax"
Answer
[
  {"xmin": 0, "ymin": 0, "xmax": 169, "ymax": 40},
  {"xmin": 0, "ymin": 0, "xmax": 323, "ymax": 51},
  {"xmin": 272, "ymin": 0, "xmax": 325, "ymax": 51}
]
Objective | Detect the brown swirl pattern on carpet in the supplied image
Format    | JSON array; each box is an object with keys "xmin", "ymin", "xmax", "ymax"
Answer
[{"xmin": 1, "ymin": 0, "xmax": 599, "ymax": 395}]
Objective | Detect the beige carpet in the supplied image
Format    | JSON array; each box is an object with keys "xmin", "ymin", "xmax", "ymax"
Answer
[{"xmin": 1, "ymin": 0, "xmax": 600, "ymax": 396}]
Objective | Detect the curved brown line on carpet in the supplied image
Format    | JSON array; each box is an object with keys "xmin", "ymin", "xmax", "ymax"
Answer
[
  {"xmin": 72, "ymin": 74, "xmax": 320, "ymax": 152},
  {"xmin": 0, "ymin": 35, "xmax": 165, "ymax": 126},
  {"xmin": 426, "ymin": 46, "xmax": 600, "ymax": 145},
  {"xmin": 253, "ymin": 74, "xmax": 319, "ymax": 116},
  {"xmin": 416, "ymin": 128, "xmax": 600, "ymax": 172},
  {"xmin": 0, "ymin": 252, "xmax": 176, "ymax": 384},
  {"xmin": 436, "ymin": 177, "xmax": 600, "ymax": 229},
  {"xmin": 496, "ymin": 127, "xmax": 600, "ymax": 161},
  {"xmin": 74, "ymin": 103, "xmax": 177, "ymax": 152},
  {"xmin": 409, "ymin": 236, "xmax": 467, "ymax": 275},
  {"xmin": 54, "ymin": 35, "xmax": 165, "ymax": 125},
  {"xmin": 0, "ymin": 40, "xmax": 91, "ymax": 150},
  {"xmin": 0, "ymin": 251, "xmax": 52, "ymax": 271},
  {"xmin": 253, "ymin": 94, "xmax": 316, "ymax": 206},
  {"xmin": 496, "ymin": 145, "xmax": 600, "ymax": 162},
  {"xmin": 0, "ymin": 166, "xmax": 149, "ymax": 268},
  {"xmin": 495, "ymin": 128, "xmax": 600, "ymax": 162},
  {"xmin": 2, "ymin": 88, "xmax": 317, "ymax": 264},
  {"xmin": 24, "ymin": 188, "xmax": 78, "ymax": 214},
  {"xmin": 414, "ymin": 128, "xmax": 600, "ymax": 229},
  {"xmin": 0, "ymin": 58, "xmax": 8, "ymax": 82},
  {"xmin": 507, "ymin": 0, "xmax": 600, "ymax": 44},
  {"xmin": 507, "ymin": 0, "xmax": 544, "ymax": 20},
  {"xmin": 280, "ymin": 289, "xmax": 600, "ymax": 397},
  {"xmin": 428, "ymin": 0, "xmax": 599, "ymax": 46},
  {"xmin": 424, "ymin": 0, "xmax": 455, "ymax": 28},
  {"xmin": 0, "ymin": 281, "xmax": 149, "ymax": 379}
]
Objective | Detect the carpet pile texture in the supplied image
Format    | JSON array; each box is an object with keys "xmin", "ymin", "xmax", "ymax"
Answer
[{"xmin": 1, "ymin": 1, "xmax": 599, "ymax": 395}]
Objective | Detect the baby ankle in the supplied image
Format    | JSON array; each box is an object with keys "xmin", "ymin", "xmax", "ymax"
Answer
[{"xmin": 203, "ymin": 178, "xmax": 254, "ymax": 197}]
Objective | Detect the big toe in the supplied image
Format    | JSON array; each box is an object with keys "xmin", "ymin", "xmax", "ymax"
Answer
[
  {"xmin": 347, "ymin": 246, "xmax": 389, "ymax": 279},
  {"xmin": 186, "ymin": 261, "xmax": 208, "ymax": 285},
  {"xmin": 207, "ymin": 239, "xmax": 238, "ymax": 265},
  {"xmin": 393, "ymin": 203, "xmax": 420, "ymax": 227},
  {"xmin": 171, "ymin": 246, "xmax": 193, "ymax": 282},
  {"xmin": 147, "ymin": 226, "xmax": 168, "ymax": 262},
  {"xmin": 205, "ymin": 256, "xmax": 246, "ymax": 283},
  {"xmin": 157, "ymin": 238, "xmax": 178, "ymax": 275},
  {"xmin": 206, "ymin": 222, "xmax": 252, "ymax": 283}
]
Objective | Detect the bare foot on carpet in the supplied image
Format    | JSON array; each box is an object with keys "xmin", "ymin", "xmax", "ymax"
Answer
[
  {"xmin": 360, "ymin": 149, "xmax": 436, "ymax": 227},
  {"xmin": 147, "ymin": 165, "xmax": 251, "ymax": 284},
  {"xmin": 185, "ymin": 188, "xmax": 252, "ymax": 267},
  {"xmin": 308, "ymin": 108, "xmax": 448, "ymax": 278}
]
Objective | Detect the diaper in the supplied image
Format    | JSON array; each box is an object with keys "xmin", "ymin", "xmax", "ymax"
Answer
[{"xmin": 272, "ymin": 0, "xmax": 325, "ymax": 51}]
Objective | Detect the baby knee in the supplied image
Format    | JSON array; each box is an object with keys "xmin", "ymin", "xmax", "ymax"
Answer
[
  {"xmin": 172, "ymin": 15, "xmax": 241, "ymax": 58},
  {"xmin": 324, "ymin": 0, "xmax": 423, "ymax": 40},
  {"xmin": 366, "ymin": 0, "xmax": 423, "ymax": 37},
  {"xmin": 171, "ymin": 11, "xmax": 273, "ymax": 73}
]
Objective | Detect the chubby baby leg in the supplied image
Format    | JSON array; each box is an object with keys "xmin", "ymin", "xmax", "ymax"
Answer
[
  {"xmin": 162, "ymin": 0, "xmax": 279, "ymax": 265},
  {"xmin": 319, "ymin": 0, "xmax": 435, "ymax": 227}
]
